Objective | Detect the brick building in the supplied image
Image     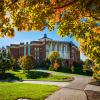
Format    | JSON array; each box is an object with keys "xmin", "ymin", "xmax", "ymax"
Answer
[{"xmin": 7, "ymin": 34, "xmax": 80, "ymax": 66}]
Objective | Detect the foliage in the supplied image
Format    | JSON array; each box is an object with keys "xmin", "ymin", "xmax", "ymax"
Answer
[
  {"xmin": 49, "ymin": 66, "xmax": 55, "ymax": 71},
  {"xmin": 73, "ymin": 66, "xmax": 84, "ymax": 75},
  {"xmin": 0, "ymin": 48, "xmax": 11, "ymax": 75},
  {"xmin": 48, "ymin": 51, "xmax": 60, "ymax": 64},
  {"xmin": 0, "ymin": 72, "xmax": 21, "ymax": 80},
  {"xmin": 44, "ymin": 59, "xmax": 51, "ymax": 69},
  {"xmin": 93, "ymin": 71, "xmax": 100, "ymax": 84},
  {"xmin": 36, "ymin": 59, "xmax": 51, "ymax": 69},
  {"xmin": 53, "ymin": 61, "xmax": 60, "ymax": 70},
  {"xmin": 7, "ymin": 70, "xmax": 72, "ymax": 81},
  {"xmin": 53, "ymin": 57, "xmax": 62, "ymax": 71},
  {"xmin": 83, "ymin": 59, "xmax": 93, "ymax": 72},
  {"xmin": 9, "ymin": 57, "xmax": 18, "ymax": 70},
  {"xmin": 0, "ymin": 82, "xmax": 59, "ymax": 100},
  {"xmin": 0, "ymin": 0, "xmax": 100, "ymax": 81},
  {"xmin": 92, "ymin": 64, "xmax": 100, "ymax": 83},
  {"xmin": 73, "ymin": 60, "xmax": 83, "ymax": 67},
  {"xmin": 58, "ymin": 67, "xmax": 71, "ymax": 73},
  {"xmin": 48, "ymin": 51, "xmax": 62, "ymax": 71},
  {"xmin": 79, "ymin": 33, "xmax": 100, "ymax": 81},
  {"xmin": 18, "ymin": 56, "xmax": 34, "ymax": 72},
  {"xmin": 26, "ymin": 71, "xmax": 50, "ymax": 79},
  {"xmin": 0, "ymin": 0, "xmax": 100, "ymax": 38}
]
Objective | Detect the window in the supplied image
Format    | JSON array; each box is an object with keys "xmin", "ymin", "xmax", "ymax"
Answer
[
  {"xmin": 52, "ymin": 44, "xmax": 55, "ymax": 51},
  {"xmin": 46, "ymin": 44, "xmax": 49, "ymax": 52},
  {"xmin": 57, "ymin": 44, "xmax": 59, "ymax": 51},
  {"xmin": 62, "ymin": 45, "xmax": 64, "ymax": 52},
  {"xmin": 34, "ymin": 48, "xmax": 39, "ymax": 60}
]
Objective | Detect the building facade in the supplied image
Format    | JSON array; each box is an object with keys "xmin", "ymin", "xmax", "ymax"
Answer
[{"xmin": 7, "ymin": 34, "xmax": 80, "ymax": 66}]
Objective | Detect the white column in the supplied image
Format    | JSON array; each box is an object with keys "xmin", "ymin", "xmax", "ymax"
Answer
[
  {"xmin": 60, "ymin": 44, "xmax": 63, "ymax": 58},
  {"xmin": 28, "ymin": 45, "xmax": 30, "ymax": 56},
  {"xmin": 55, "ymin": 43, "xmax": 57, "ymax": 51},
  {"xmin": 24, "ymin": 46, "xmax": 26, "ymax": 56},
  {"xmin": 50, "ymin": 42, "xmax": 52, "ymax": 51}
]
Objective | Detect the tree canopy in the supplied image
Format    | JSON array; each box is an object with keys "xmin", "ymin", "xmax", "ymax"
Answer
[
  {"xmin": 0, "ymin": 0, "xmax": 100, "ymax": 37},
  {"xmin": 48, "ymin": 51, "xmax": 60, "ymax": 64},
  {"xmin": 18, "ymin": 56, "xmax": 34, "ymax": 72},
  {"xmin": 0, "ymin": 0, "xmax": 100, "ymax": 81},
  {"xmin": 48, "ymin": 51, "xmax": 62, "ymax": 70}
]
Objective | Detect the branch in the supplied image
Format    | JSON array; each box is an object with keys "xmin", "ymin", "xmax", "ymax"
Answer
[
  {"xmin": 11, "ymin": 0, "xmax": 18, "ymax": 4},
  {"xmin": 54, "ymin": 0, "xmax": 77, "ymax": 9},
  {"xmin": 93, "ymin": 16, "xmax": 100, "ymax": 20},
  {"xmin": 7, "ymin": 0, "xmax": 18, "ymax": 6}
]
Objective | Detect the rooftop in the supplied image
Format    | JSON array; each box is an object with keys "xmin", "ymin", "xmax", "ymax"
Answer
[{"xmin": 6, "ymin": 34, "xmax": 78, "ymax": 48}]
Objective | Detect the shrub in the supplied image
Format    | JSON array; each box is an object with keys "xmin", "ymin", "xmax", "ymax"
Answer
[
  {"xmin": 26, "ymin": 71, "xmax": 50, "ymax": 79},
  {"xmin": 83, "ymin": 59, "xmax": 93, "ymax": 76},
  {"xmin": 73, "ymin": 61, "xmax": 83, "ymax": 67},
  {"xmin": 53, "ymin": 58, "xmax": 61, "ymax": 71},
  {"xmin": 74, "ymin": 66, "xmax": 84, "ymax": 75},
  {"xmin": 48, "ymin": 51, "xmax": 60, "ymax": 64},
  {"xmin": 18, "ymin": 56, "xmax": 34, "ymax": 73},
  {"xmin": 37, "ymin": 59, "xmax": 51, "ymax": 70},
  {"xmin": 58, "ymin": 67, "xmax": 71, "ymax": 73},
  {"xmin": 49, "ymin": 66, "xmax": 55, "ymax": 71},
  {"xmin": 48, "ymin": 51, "xmax": 62, "ymax": 71},
  {"xmin": 53, "ymin": 62, "xmax": 60, "ymax": 70},
  {"xmin": 44, "ymin": 59, "xmax": 51, "ymax": 69},
  {"xmin": 0, "ymin": 73, "xmax": 21, "ymax": 80},
  {"xmin": 9, "ymin": 57, "xmax": 18, "ymax": 70}
]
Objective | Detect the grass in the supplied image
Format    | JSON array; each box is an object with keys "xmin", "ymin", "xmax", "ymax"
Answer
[
  {"xmin": 38, "ymin": 69, "xmax": 92, "ymax": 77},
  {"xmin": 0, "ymin": 82, "xmax": 59, "ymax": 100},
  {"xmin": 6, "ymin": 70, "xmax": 73, "ymax": 81}
]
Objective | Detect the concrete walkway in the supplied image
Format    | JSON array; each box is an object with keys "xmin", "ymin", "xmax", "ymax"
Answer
[
  {"xmin": 19, "ymin": 80, "xmax": 70, "ymax": 87},
  {"xmin": 65, "ymin": 76, "xmax": 91, "ymax": 90},
  {"xmin": 46, "ymin": 76, "xmax": 91, "ymax": 100},
  {"xmin": 85, "ymin": 84, "xmax": 100, "ymax": 100}
]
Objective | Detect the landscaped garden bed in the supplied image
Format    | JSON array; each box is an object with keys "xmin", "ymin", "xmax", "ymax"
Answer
[
  {"xmin": 5, "ymin": 70, "xmax": 73, "ymax": 82},
  {"xmin": 0, "ymin": 82, "xmax": 59, "ymax": 100}
]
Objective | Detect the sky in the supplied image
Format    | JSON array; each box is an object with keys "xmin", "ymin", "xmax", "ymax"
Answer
[{"xmin": 0, "ymin": 28, "xmax": 87, "ymax": 61}]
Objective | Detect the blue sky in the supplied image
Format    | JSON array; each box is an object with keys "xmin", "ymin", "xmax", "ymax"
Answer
[{"xmin": 0, "ymin": 28, "xmax": 87, "ymax": 61}]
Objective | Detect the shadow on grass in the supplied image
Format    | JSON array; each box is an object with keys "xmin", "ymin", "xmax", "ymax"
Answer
[
  {"xmin": 58, "ymin": 67, "xmax": 93, "ymax": 76},
  {"xmin": 26, "ymin": 71, "xmax": 50, "ymax": 79},
  {"xmin": 0, "ymin": 73, "xmax": 21, "ymax": 81}
]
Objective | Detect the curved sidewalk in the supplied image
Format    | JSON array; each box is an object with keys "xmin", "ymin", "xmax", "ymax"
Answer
[
  {"xmin": 19, "ymin": 80, "xmax": 70, "ymax": 87},
  {"xmin": 46, "ymin": 76, "xmax": 91, "ymax": 100}
]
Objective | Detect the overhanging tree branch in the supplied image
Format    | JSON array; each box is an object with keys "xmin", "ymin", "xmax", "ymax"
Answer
[{"xmin": 54, "ymin": 0, "xmax": 78, "ymax": 9}]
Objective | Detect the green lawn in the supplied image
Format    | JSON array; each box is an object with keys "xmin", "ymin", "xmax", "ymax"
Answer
[
  {"xmin": 6, "ymin": 70, "xmax": 73, "ymax": 81},
  {"xmin": 0, "ymin": 82, "xmax": 59, "ymax": 100}
]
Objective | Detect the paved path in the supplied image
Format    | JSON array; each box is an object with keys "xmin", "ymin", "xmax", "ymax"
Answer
[
  {"xmin": 65, "ymin": 76, "xmax": 91, "ymax": 90},
  {"xmin": 85, "ymin": 84, "xmax": 100, "ymax": 100},
  {"xmin": 46, "ymin": 76, "xmax": 91, "ymax": 100},
  {"xmin": 19, "ymin": 80, "xmax": 70, "ymax": 87}
]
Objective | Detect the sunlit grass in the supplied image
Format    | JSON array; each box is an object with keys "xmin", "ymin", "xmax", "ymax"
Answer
[{"xmin": 0, "ymin": 82, "xmax": 59, "ymax": 100}]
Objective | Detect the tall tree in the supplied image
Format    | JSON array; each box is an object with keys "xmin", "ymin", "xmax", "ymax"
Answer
[{"xmin": 0, "ymin": 48, "xmax": 11, "ymax": 74}]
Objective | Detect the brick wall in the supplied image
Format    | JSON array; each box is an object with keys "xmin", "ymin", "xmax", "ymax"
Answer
[
  {"xmin": 19, "ymin": 47, "xmax": 24, "ymax": 57},
  {"xmin": 10, "ymin": 47, "xmax": 19, "ymax": 59},
  {"xmin": 8, "ymin": 41, "xmax": 80, "ymax": 66}
]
